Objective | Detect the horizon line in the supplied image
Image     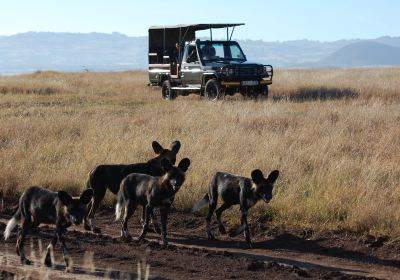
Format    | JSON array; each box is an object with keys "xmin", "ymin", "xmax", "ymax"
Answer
[{"xmin": 0, "ymin": 31, "xmax": 399, "ymax": 44}]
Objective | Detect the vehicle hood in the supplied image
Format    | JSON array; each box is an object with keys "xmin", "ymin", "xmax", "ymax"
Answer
[{"xmin": 205, "ymin": 61, "xmax": 262, "ymax": 68}]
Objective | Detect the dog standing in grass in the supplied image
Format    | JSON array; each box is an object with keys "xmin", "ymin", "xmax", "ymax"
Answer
[
  {"xmin": 84, "ymin": 140, "xmax": 181, "ymax": 233},
  {"xmin": 193, "ymin": 169, "xmax": 279, "ymax": 247},
  {"xmin": 115, "ymin": 158, "xmax": 190, "ymax": 245},
  {"xmin": 4, "ymin": 186, "xmax": 93, "ymax": 267}
]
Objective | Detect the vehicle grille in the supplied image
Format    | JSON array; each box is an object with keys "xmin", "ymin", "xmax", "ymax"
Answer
[{"xmin": 233, "ymin": 65, "xmax": 263, "ymax": 76}]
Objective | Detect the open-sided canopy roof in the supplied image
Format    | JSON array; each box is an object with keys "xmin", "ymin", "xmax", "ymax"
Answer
[
  {"xmin": 148, "ymin": 23, "xmax": 244, "ymax": 31},
  {"xmin": 148, "ymin": 23, "xmax": 244, "ymax": 64}
]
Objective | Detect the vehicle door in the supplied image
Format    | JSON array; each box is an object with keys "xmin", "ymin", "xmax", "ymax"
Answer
[{"xmin": 181, "ymin": 45, "xmax": 202, "ymax": 87}]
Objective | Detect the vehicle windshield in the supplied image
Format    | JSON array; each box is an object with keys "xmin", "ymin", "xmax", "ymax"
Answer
[{"xmin": 198, "ymin": 41, "xmax": 246, "ymax": 62}]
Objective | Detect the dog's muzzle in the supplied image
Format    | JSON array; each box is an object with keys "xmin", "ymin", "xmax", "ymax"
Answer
[
  {"xmin": 71, "ymin": 217, "xmax": 83, "ymax": 225},
  {"xmin": 263, "ymin": 196, "xmax": 272, "ymax": 203}
]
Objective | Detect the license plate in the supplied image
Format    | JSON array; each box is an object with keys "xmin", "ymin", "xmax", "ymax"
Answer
[{"xmin": 241, "ymin": 80, "xmax": 258, "ymax": 86}]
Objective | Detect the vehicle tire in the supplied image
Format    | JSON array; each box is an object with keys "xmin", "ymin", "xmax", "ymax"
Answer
[
  {"xmin": 205, "ymin": 79, "xmax": 223, "ymax": 101},
  {"xmin": 161, "ymin": 80, "xmax": 176, "ymax": 100}
]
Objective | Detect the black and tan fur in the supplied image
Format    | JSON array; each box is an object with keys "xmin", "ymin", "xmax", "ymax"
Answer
[
  {"xmin": 115, "ymin": 158, "xmax": 190, "ymax": 245},
  {"xmin": 4, "ymin": 186, "xmax": 93, "ymax": 267},
  {"xmin": 193, "ymin": 169, "xmax": 279, "ymax": 247},
  {"xmin": 84, "ymin": 140, "xmax": 181, "ymax": 232}
]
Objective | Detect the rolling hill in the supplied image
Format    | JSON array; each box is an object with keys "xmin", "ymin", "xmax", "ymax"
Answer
[
  {"xmin": 318, "ymin": 41, "xmax": 400, "ymax": 67},
  {"xmin": 1, "ymin": 32, "xmax": 400, "ymax": 73}
]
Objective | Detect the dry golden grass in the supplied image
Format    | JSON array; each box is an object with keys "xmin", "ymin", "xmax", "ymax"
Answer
[{"xmin": 0, "ymin": 68, "xmax": 399, "ymax": 237}]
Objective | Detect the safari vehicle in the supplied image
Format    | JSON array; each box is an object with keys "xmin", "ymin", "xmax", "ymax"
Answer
[{"xmin": 148, "ymin": 24, "xmax": 273, "ymax": 101}]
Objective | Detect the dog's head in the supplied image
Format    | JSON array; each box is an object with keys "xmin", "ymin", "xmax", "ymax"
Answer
[
  {"xmin": 152, "ymin": 140, "xmax": 181, "ymax": 165},
  {"xmin": 161, "ymin": 158, "xmax": 191, "ymax": 192},
  {"xmin": 251, "ymin": 169, "xmax": 279, "ymax": 203},
  {"xmin": 58, "ymin": 189, "xmax": 93, "ymax": 225}
]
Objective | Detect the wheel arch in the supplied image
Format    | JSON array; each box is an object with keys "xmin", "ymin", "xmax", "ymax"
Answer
[{"xmin": 158, "ymin": 74, "xmax": 170, "ymax": 86}]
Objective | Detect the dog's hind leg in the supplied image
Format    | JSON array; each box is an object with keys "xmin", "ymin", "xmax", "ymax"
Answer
[
  {"xmin": 215, "ymin": 203, "xmax": 230, "ymax": 234},
  {"xmin": 121, "ymin": 200, "xmax": 136, "ymax": 241},
  {"xmin": 17, "ymin": 219, "xmax": 31, "ymax": 265},
  {"xmin": 206, "ymin": 199, "xmax": 217, "ymax": 240}
]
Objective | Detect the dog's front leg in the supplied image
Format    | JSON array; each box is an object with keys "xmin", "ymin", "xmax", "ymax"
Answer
[
  {"xmin": 239, "ymin": 188, "xmax": 252, "ymax": 248},
  {"xmin": 159, "ymin": 205, "xmax": 170, "ymax": 246},
  {"xmin": 240, "ymin": 209, "xmax": 252, "ymax": 248},
  {"xmin": 44, "ymin": 232, "xmax": 59, "ymax": 267},
  {"xmin": 57, "ymin": 228, "xmax": 71, "ymax": 269}
]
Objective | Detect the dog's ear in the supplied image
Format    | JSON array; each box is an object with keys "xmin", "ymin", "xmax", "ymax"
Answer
[
  {"xmin": 80, "ymin": 189, "xmax": 93, "ymax": 205},
  {"xmin": 161, "ymin": 158, "xmax": 173, "ymax": 173},
  {"xmin": 58, "ymin": 191, "xmax": 73, "ymax": 206},
  {"xmin": 267, "ymin": 170, "xmax": 280, "ymax": 184},
  {"xmin": 152, "ymin": 141, "xmax": 164, "ymax": 154},
  {"xmin": 178, "ymin": 158, "xmax": 190, "ymax": 172},
  {"xmin": 170, "ymin": 141, "xmax": 181, "ymax": 154},
  {"xmin": 251, "ymin": 169, "xmax": 264, "ymax": 184}
]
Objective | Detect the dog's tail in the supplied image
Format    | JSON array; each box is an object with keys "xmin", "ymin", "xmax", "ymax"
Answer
[
  {"xmin": 115, "ymin": 191, "xmax": 125, "ymax": 221},
  {"xmin": 4, "ymin": 208, "xmax": 21, "ymax": 240},
  {"xmin": 192, "ymin": 193, "xmax": 210, "ymax": 213}
]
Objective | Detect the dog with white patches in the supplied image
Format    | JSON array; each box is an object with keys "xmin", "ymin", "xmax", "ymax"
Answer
[
  {"xmin": 115, "ymin": 158, "xmax": 190, "ymax": 245},
  {"xmin": 4, "ymin": 186, "xmax": 93, "ymax": 267},
  {"xmin": 193, "ymin": 169, "xmax": 279, "ymax": 247}
]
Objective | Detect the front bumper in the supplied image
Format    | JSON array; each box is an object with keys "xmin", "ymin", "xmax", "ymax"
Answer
[{"xmin": 221, "ymin": 79, "xmax": 272, "ymax": 87}]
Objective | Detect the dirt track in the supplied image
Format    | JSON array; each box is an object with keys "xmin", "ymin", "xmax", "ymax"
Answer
[{"xmin": 1, "ymin": 205, "xmax": 400, "ymax": 279}]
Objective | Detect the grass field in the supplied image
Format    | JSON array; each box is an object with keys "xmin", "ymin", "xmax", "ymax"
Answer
[{"xmin": 0, "ymin": 68, "xmax": 399, "ymax": 237}]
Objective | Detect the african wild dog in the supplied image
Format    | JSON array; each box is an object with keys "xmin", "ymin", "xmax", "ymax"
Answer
[
  {"xmin": 115, "ymin": 158, "xmax": 190, "ymax": 245},
  {"xmin": 84, "ymin": 140, "xmax": 181, "ymax": 233},
  {"xmin": 192, "ymin": 169, "xmax": 279, "ymax": 247},
  {"xmin": 3, "ymin": 186, "xmax": 93, "ymax": 267}
]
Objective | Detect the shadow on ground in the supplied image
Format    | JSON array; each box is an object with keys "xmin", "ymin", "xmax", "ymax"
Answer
[
  {"xmin": 273, "ymin": 87, "xmax": 359, "ymax": 102},
  {"xmin": 170, "ymin": 230, "xmax": 400, "ymax": 271}
]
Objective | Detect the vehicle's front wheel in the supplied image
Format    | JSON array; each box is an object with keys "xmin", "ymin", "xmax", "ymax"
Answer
[
  {"xmin": 161, "ymin": 80, "xmax": 176, "ymax": 100},
  {"xmin": 205, "ymin": 79, "xmax": 223, "ymax": 101}
]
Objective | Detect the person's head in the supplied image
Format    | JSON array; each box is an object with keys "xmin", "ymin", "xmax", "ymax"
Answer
[{"xmin": 175, "ymin": 42, "xmax": 180, "ymax": 49}]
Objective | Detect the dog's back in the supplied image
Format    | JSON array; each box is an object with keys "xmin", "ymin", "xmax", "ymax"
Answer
[
  {"xmin": 4, "ymin": 186, "xmax": 59, "ymax": 240},
  {"xmin": 117, "ymin": 173, "xmax": 156, "ymax": 209},
  {"xmin": 87, "ymin": 163, "xmax": 155, "ymax": 195},
  {"xmin": 210, "ymin": 172, "xmax": 251, "ymax": 204}
]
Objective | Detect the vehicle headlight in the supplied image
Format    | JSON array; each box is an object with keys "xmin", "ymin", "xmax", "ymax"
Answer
[
  {"xmin": 221, "ymin": 67, "xmax": 234, "ymax": 76},
  {"xmin": 262, "ymin": 66, "xmax": 267, "ymax": 75}
]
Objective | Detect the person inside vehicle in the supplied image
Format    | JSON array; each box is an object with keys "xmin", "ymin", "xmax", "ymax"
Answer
[
  {"xmin": 186, "ymin": 46, "xmax": 198, "ymax": 63},
  {"xmin": 201, "ymin": 40, "xmax": 215, "ymax": 60},
  {"xmin": 170, "ymin": 42, "xmax": 181, "ymax": 75}
]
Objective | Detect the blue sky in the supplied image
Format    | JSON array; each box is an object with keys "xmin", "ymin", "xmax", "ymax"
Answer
[{"xmin": 1, "ymin": 0, "xmax": 399, "ymax": 41}]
